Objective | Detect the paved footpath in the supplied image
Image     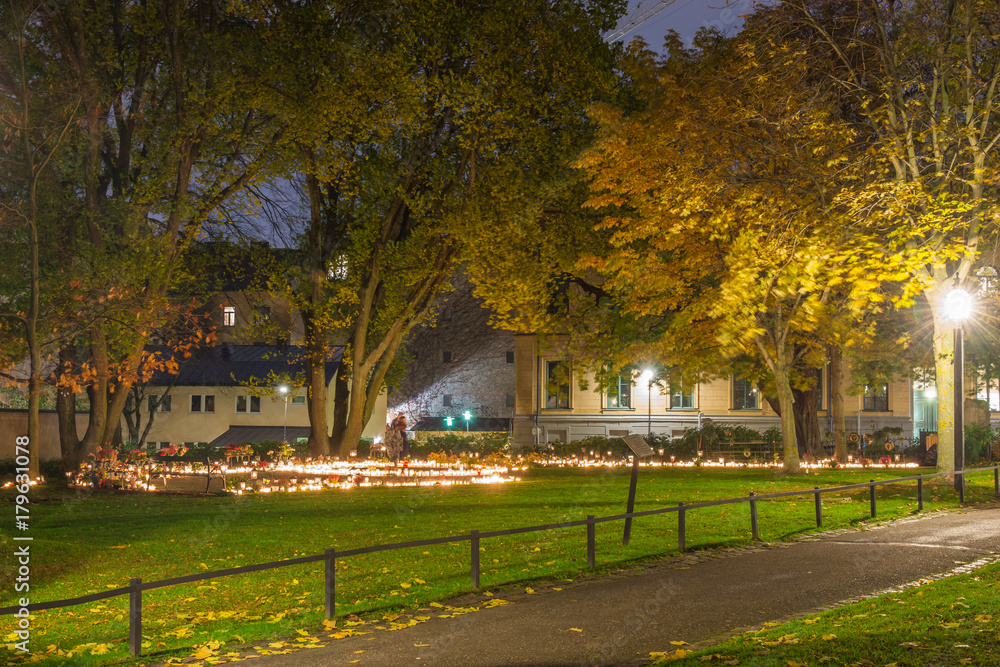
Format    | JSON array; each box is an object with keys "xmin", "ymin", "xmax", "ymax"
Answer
[{"xmin": 241, "ymin": 507, "xmax": 1000, "ymax": 667}]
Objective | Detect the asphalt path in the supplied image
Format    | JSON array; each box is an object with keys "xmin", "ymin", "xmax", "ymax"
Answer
[{"xmin": 241, "ymin": 507, "xmax": 1000, "ymax": 667}]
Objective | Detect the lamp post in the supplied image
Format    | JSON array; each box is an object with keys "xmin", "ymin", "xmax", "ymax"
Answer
[
  {"xmin": 463, "ymin": 410, "xmax": 472, "ymax": 433},
  {"xmin": 278, "ymin": 385, "xmax": 289, "ymax": 444},
  {"xmin": 943, "ymin": 288, "xmax": 973, "ymax": 494},
  {"xmin": 641, "ymin": 369, "xmax": 654, "ymax": 438}
]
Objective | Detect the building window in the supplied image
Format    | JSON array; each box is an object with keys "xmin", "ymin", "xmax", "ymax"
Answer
[
  {"xmin": 443, "ymin": 351, "xmax": 452, "ymax": 363},
  {"xmin": 191, "ymin": 394, "xmax": 215, "ymax": 413},
  {"xmin": 863, "ymin": 384, "xmax": 889, "ymax": 412},
  {"xmin": 506, "ymin": 351, "xmax": 515, "ymax": 364},
  {"xmin": 443, "ymin": 394, "xmax": 452, "ymax": 407},
  {"xmin": 733, "ymin": 377, "xmax": 758, "ymax": 410},
  {"xmin": 546, "ymin": 360, "xmax": 570, "ymax": 409},
  {"xmin": 606, "ymin": 375, "xmax": 632, "ymax": 409},
  {"xmin": 222, "ymin": 306, "xmax": 236, "ymax": 327},
  {"xmin": 670, "ymin": 382, "xmax": 694, "ymax": 409},
  {"xmin": 506, "ymin": 393, "xmax": 515, "ymax": 408},
  {"xmin": 236, "ymin": 395, "xmax": 261, "ymax": 413},
  {"xmin": 148, "ymin": 395, "xmax": 171, "ymax": 413},
  {"xmin": 292, "ymin": 395, "xmax": 306, "ymax": 404}
]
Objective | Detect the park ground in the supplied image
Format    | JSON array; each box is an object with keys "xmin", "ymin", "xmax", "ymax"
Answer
[{"xmin": 1, "ymin": 464, "xmax": 998, "ymax": 665}]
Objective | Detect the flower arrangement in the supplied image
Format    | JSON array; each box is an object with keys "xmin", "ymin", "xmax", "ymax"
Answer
[
  {"xmin": 124, "ymin": 449, "xmax": 148, "ymax": 464},
  {"xmin": 157, "ymin": 444, "xmax": 189, "ymax": 457},
  {"xmin": 225, "ymin": 444, "xmax": 254, "ymax": 458},
  {"xmin": 95, "ymin": 446, "xmax": 117, "ymax": 462},
  {"xmin": 274, "ymin": 443, "xmax": 294, "ymax": 458}
]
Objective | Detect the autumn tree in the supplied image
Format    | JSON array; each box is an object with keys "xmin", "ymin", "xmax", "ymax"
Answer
[
  {"xmin": 569, "ymin": 29, "xmax": 952, "ymax": 473},
  {"xmin": 244, "ymin": 0, "xmax": 624, "ymax": 457},
  {"xmin": 7, "ymin": 0, "xmax": 285, "ymax": 469},
  {"xmin": 0, "ymin": 0, "xmax": 80, "ymax": 476},
  {"xmin": 754, "ymin": 0, "xmax": 1000, "ymax": 476}
]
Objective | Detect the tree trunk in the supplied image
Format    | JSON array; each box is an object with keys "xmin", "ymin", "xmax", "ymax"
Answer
[
  {"xmin": 830, "ymin": 345, "xmax": 848, "ymax": 463},
  {"xmin": 931, "ymin": 303, "xmax": 956, "ymax": 476},
  {"xmin": 794, "ymin": 378, "xmax": 823, "ymax": 459},
  {"xmin": 303, "ymin": 312, "xmax": 331, "ymax": 458},
  {"xmin": 329, "ymin": 366, "xmax": 350, "ymax": 456}
]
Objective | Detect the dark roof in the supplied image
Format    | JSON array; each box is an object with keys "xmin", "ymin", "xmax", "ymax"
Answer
[
  {"xmin": 146, "ymin": 344, "xmax": 343, "ymax": 387},
  {"xmin": 209, "ymin": 425, "xmax": 312, "ymax": 448},
  {"xmin": 411, "ymin": 416, "xmax": 511, "ymax": 433}
]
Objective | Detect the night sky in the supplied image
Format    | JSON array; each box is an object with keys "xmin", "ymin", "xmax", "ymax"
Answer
[{"xmin": 622, "ymin": 0, "xmax": 753, "ymax": 49}]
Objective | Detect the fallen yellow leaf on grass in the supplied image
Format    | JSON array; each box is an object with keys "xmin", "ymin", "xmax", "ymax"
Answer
[
  {"xmin": 787, "ymin": 662, "xmax": 807, "ymax": 667},
  {"xmin": 414, "ymin": 578, "xmax": 425, "ymax": 584},
  {"xmin": 802, "ymin": 618, "xmax": 819, "ymax": 624},
  {"xmin": 568, "ymin": 628, "xmax": 583, "ymax": 632},
  {"xmin": 400, "ymin": 582, "xmax": 412, "ymax": 589},
  {"xmin": 108, "ymin": 545, "xmax": 130, "ymax": 549},
  {"xmin": 415, "ymin": 643, "xmax": 430, "ymax": 647},
  {"xmin": 821, "ymin": 634, "xmax": 836, "ymax": 641},
  {"xmin": 669, "ymin": 641, "xmax": 688, "ymax": 646},
  {"xmin": 354, "ymin": 650, "xmax": 366, "ymax": 654},
  {"xmin": 525, "ymin": 587, "xmax": 535, "ymax": 594}
]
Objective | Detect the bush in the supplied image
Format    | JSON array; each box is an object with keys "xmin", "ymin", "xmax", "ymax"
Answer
[
  {"xmin": 964, "ymin": 423, "xmax": 997, "ymax": 465},
  {"xmin": 408, "ymin": 432, "xmax": 509, "ymax": 458},
  {"xmin": 0, "ymin": 458, "xmax": 63, "ymax": 477}
]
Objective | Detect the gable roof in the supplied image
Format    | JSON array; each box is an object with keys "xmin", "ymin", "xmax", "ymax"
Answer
[{"xmin": 147, "ymin": 344, "xmax": 344, "ymax": 387}]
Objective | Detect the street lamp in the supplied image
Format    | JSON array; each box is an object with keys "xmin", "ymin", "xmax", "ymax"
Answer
[
  {"xmin": 944, "ymin": 288, "xmax": 973, "ymax": 495},
  {"xmin": 278, "ymin": 385, "xmax": 289, "ymax": 444},
  {"xmin": 641, "ymin": 369, "xmax": 654, "ymax": 437},
  {"xmin": 463, "ymin": 410, "xmax": 472, "ymax": 433}
]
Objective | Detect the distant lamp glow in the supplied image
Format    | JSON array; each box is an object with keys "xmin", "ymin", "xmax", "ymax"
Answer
[
  {"xmin": 943, "ymin": 287, "xmax": 972, "ymax": 494},
  {"xmin": 944, "ymin": 288, "xmax": 973, "ymax": 322},
  {"xmin": 463, "ymin": 410, "xmax": 472, "ymax": 433},
  {"xmin": 278, "ymin": 385, "xmax": 289, "ymax": 444},
  {"xmin": 445, "ymin": 416, "xmax": 454, "ymax": 428},
  {"xmin": 640, "ymin": 368, "xmax": 654, "ymax": 383}
]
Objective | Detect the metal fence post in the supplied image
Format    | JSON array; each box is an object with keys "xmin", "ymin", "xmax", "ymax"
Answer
[
  {"xmin": 869, "ymin": 480, "xmax": 876, "ymax": 518},
  {"xmin": 587, "ymin": 515, "xmax": 596, "ymax": 569},
  {"xmin": 958, "ymin": 472, "xmax": 965, "ymax": 503},
  {"xmin": 917, "ymin": 476, "xmax": 923, "ymax": 511},
  {"xmin": 325, "ymin": 548, "xmax": 336, "ymax": 622},
  {"xmin": 749, "ymin": 492, "xmax": 759, "ymax": 541},
  {"xmin": 814, "ymin": 487, "xmax": 822, "ymax": 528},
  {"xmin": 129, "ymin": 578, "xmax": 142, "ymax": 657},
  {"xmin": 995, "ymin": 467, "xmax": 999, "ymax": 496},
  {"xmin": 470, "ymin": 530, "xmax": 480, "ymax": 589},
  {"xmin": 678, "ymin": 502, "xmax": 686, "ymax": 552}
]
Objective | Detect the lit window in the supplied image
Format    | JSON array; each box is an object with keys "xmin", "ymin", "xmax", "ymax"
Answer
[
  {"xmin": 546, "ymin": 361, "xmax": 570, "ymax": 409},
  {"xmin": 222, "ymin": 306, "xmax": 236, "ymax": 327},
  {"xmin": 291, "ymin": 395, "xmax": 305, "ymax": 404},
  {"xmin": 863, "ymin": 384, "xmax": 888, "ymax": 412},
  {"xmin": 236, "ymin": 396, "xmax": 260, "ymax": 413},
  {"xmin": 148, "ymin": 395, "xmax": 171, "ymax": 413},
  {"xmin": 191, "ymin": 394, "xmax": 215, "ymax": 413},
  {"xmin": 606, "ymin": 375, "xmax": 632, "ymax": 409},
  {"xmin": 733, "ymin": 377, "xmax": 758, "ymax": 410},
  {"xmin": 670, "ymin": 381, "xmax": 694, "ymax": 409}
]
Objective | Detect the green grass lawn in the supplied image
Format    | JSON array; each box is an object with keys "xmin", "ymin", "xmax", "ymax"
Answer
[
  {"xmin": 0, "ymin": 464, "xmax": 994, "ymax": 666},
  {"xmin": 655, "ymin": 558, "xmax": 1000, "ymax": 666}
]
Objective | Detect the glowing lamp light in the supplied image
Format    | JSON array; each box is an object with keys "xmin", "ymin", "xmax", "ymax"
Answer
[
  {"xmin": 463, "ymin": 410, "xmax": 472, "ymax": 421},
  {"xmin": 445, "ymin": 416, "xmax": 454, "ymax": 427},
  {"xmin": 641, "ymin": 368, "xmax": 654, "ymax": 383},
  {"xmin": 943, "ymin": 288, "xmax": 973, "ymax": 322}
]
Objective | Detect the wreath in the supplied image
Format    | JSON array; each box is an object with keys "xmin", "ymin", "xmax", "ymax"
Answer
[{"xmin": 849, "ymin": 432, "xmax": 860, "ymax": 443}]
